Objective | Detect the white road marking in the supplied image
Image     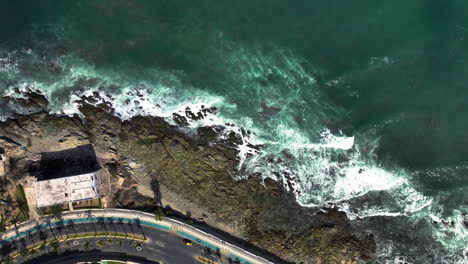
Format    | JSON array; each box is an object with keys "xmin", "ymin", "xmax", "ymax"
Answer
[{"xmin": 148, "ymin": 246, "xmax": 161, "ymax": 251}]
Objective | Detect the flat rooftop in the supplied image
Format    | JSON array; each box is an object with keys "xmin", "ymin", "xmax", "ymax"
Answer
[{"xmin": 35, "ymin": 171, "xmax": 101, "ymax": 208}]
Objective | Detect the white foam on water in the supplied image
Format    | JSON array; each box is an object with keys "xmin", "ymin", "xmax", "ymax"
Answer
[
  {"xmin": 0, "ymin": 49, "xmax": 265, "ymax": 169},
  {"xmin": 290, "ymin": 129, "xmax": 355, "ymax": 150},
  {"xmin": 0, "ymin": 47, "xmax": 433, "ymax": 221},
  {"xmin": 376, "ymin": 245, "xmax": 414, "ymax": 264},
  {"xmin": 1, "ymin": 45, "xmax": 463, "ymax": 262},
  {"xmin": 240, "ymin": 116, "xmax": 431, "ymax": 221},
  {"xmin": 429, "ymin": 206, "xmax": 468, "ymax": 251},
  {"xmin": 339, "ymin": 184, "xmax": 433, "ymax": 220},
  {"xmin": 212, "ymin": 44, "xmax": 435, "ymax": 223},
  {"xmin": 0, "ymin": 51, "xmax": 20, "ymax": 74}
]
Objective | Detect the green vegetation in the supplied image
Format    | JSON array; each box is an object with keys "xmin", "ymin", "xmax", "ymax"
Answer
[
  {"xmin": 186, "ymin": 219, "xmax": 194, "ymax": 225},
  {"xmin": 8, "ymin": 217, "xmax": 18, "ymax": 227},
  {"xmin": 82, "ymin": 241, "xmax": 90, "ymax": 250},
  {"xmin": 28, "ymin": 248, "xmax": 38, "ymax": 256},
  {"xmin": 15, "ymin": 184, "xmax": 29, "ymax": 222},
  {"xmin": 37, "ymin": 242, "xmax": 46, "ymax": 252},
  {"xmin": 164, "ymin": 209, "xmax": 173, "ymax": 216},
  {"xmin": 6, "ymin": 233, "xmax": 147, "ymax": 260},
  {"xmin": 0, "ymin": 255, "xmax": 14, "ymax": 264},
  {"xmin": 154, "ymin": 208, "xmax": 164, "ymax": 221},
  {"xmin": 19, "ymin": 249, "xmax": 29, "ymax": 258},
  {"xmin": 49, "ymin": 240, "xmax": 60, "ymax": 252},
  {"xmin": 64, "ymin": 232, "xmax": 146, "ymax": 241},
  {"xmin": 38, "ymin": 205, "xmax": 67, "ymax": 217},
  {"xmin": 96, "ymin": 239, "xmax": 104, "ymax": 247},
  {"xmin": 49, "ymin": 205, "xmax": 63, "ymax": 218}
]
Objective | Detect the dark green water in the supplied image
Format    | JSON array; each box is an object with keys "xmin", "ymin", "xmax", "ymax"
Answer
[{"xmin": 1, "ymin": 1, "xmax": 467, "ymax": 262}]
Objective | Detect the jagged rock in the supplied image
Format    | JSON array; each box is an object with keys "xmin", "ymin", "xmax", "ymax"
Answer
[
  {"xmin": 0, "ymin": 103, "xmax": 376, "ymax": 264},
  {"xmin": 172, "ymin": 113, "xmax": 189, "ymax": 126},
  {"xmin": 1, "ymin": 89, "xmax": 49, "ymax": 109}
]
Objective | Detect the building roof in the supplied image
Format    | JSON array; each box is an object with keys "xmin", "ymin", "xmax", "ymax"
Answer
[{"xmin": 35, "ymin": 171, "xmax": 101, "ymax": 207}]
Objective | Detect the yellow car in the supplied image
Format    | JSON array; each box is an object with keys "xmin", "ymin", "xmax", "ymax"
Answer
[{"xmin": 183, "ymin": 238, "xmax": 193, "ymax": 246}]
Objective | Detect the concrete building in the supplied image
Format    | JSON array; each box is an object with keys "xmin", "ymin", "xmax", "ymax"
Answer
[
  {"xmin": 28, "ymin": 145, "xmax": 110, "ymax": 209},
  {"xmin": 34, "ymin": 170, "xmax": 105, "ymax": 208}
]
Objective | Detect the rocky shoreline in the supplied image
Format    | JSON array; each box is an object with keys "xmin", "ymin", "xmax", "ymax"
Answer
[{"xmin": 0, "ymin": 92, "xmax": 376, "ymax": 263}]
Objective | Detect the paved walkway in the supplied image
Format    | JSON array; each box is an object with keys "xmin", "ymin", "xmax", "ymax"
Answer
[
  {"xmin": 1, "ymin": 208, "xmax": 275, "ymax": 264},
  {"xmin": 22, "ymin": 181, "xmax": 40, "ymax": 219}
]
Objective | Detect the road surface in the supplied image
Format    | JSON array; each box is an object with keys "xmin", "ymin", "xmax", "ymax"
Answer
[{"xmin": 0, "ymin": 209, "xmax": 276, "ymax": 264}]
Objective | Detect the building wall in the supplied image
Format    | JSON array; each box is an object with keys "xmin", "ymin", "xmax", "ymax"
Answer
[{"xmin": 0, "ymin": 154, "xmax": 5, "ymax": 177}]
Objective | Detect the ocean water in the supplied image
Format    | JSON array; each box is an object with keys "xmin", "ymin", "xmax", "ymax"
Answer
[{"xmin": 1, "ymin": 1, "xmax": 467, "ymax": 263}]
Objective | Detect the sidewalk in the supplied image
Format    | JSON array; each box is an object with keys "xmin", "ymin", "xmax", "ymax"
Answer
[{"xmin": 1, "ymin": 208, "xmax": 275, "ymax": 264}]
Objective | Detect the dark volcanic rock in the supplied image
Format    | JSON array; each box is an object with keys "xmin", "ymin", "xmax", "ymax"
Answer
[
  {"xmin": 2, "ymin": 89, "xmax": 49, "ymax": 109},
  {"xmin": 0, "ymin": 104, "xmax": 376, "ymax": 264},
  {"xmin": 172, "ymin": 113, "xmax": 189, "ymax": 126}
]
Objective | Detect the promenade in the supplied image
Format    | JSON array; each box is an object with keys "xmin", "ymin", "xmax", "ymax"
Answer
[{"xmin": 0, "ymin": 208, "xmax": 276, "ymax": 264}]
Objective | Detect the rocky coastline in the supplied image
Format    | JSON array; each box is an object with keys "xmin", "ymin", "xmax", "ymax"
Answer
[{"xmin": 0, "ymin": 92, "xmax": 376, "ymax": 264}]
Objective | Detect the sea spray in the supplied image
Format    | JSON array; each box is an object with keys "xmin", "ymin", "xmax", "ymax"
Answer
[
  {"xmin": 0, "ymin": 40, "xmax": 466, "ymax": 263},
  {"xmin": 0, "ymin": 45, "xmax": 433, "ymax": 218}
]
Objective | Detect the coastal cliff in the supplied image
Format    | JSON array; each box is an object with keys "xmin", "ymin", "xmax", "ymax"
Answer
[{"xmin": 0, "ymin": 93, "xmax": 375, "ymax": 264}]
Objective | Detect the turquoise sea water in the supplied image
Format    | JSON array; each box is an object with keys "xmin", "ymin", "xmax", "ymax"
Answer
[{"xmin": 1, "ymin": 1, "xmax": 467, "ymax": 262}]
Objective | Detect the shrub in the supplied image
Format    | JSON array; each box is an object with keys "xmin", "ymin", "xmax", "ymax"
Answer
[{"xmin": 154, "ymin": 209, "xmax": 164, "ymax": 221}]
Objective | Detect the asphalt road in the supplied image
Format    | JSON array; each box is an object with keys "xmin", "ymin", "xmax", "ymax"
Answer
[{"xmin": 1, "ymin": 218, "xmax": 240, "ymax": 264}]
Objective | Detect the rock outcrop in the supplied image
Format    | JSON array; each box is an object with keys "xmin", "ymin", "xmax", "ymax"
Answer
[{"xmin": 0, "ymin": 93, "xmax": 376, "ymax": 263}]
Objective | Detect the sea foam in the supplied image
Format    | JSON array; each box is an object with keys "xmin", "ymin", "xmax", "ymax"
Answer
[{"xmin": 0, "ymin": 44, "xmax": 465, "ymax": 263}]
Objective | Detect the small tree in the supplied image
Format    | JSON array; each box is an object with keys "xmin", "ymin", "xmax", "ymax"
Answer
[
  {"xmin": 9, "ymin": 217, "xmax": 18, "ymax": 228},
  {"xmin": 19, "ymin": 249, "xmax": 29, "ymax": 258},
  {"xmin": 154, "ymin": 209, "xmax": 164, "ymax": 221},
  {"xmin": 82, "ymin": 242, "xmax": 90, "ymax": 250},
  {"xmin": 0, "ymin": 255, "xmax": 14, "ymax": 264},
  {"xmin": 37, "ymin": 242, "xmax": 46, "ymax": 252},
  {"xmin": 164, "ymin": 209, "xmax": 173, "ymax": 216},
  {"xmin": 50, "ymin": 241, "xmax": 59, "ymax": 253},
  {"xmin": 28, "ymin": 248, "xmax": 38, "ymax": 256},
  {"xmin": 96, "ymin": 240, "xmax": 104, "ymax": 247},
  {"xmin": 186, "ymin": 219, "xmax": 194, "ymax": 225},
  {"xmin": 49, "ymin": 205, "xmax": 63, "ymax": 219},
  {"xmin": 106, "ymin": 238, "xmax": 113, "ymax": 245}
]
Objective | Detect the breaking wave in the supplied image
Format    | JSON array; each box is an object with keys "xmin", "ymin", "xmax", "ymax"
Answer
[
  {"xmin": 0, "ymin": 42, "xmax": 466, "ymax": 262},
  {"xmin": 0, "ymin": 45, "xmax": 438, "ymax": 219}
]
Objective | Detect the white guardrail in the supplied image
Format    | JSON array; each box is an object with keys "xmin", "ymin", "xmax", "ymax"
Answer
[{"xmin": 0, "ymin": 208, "xmax": 276, "ymax": 264}]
